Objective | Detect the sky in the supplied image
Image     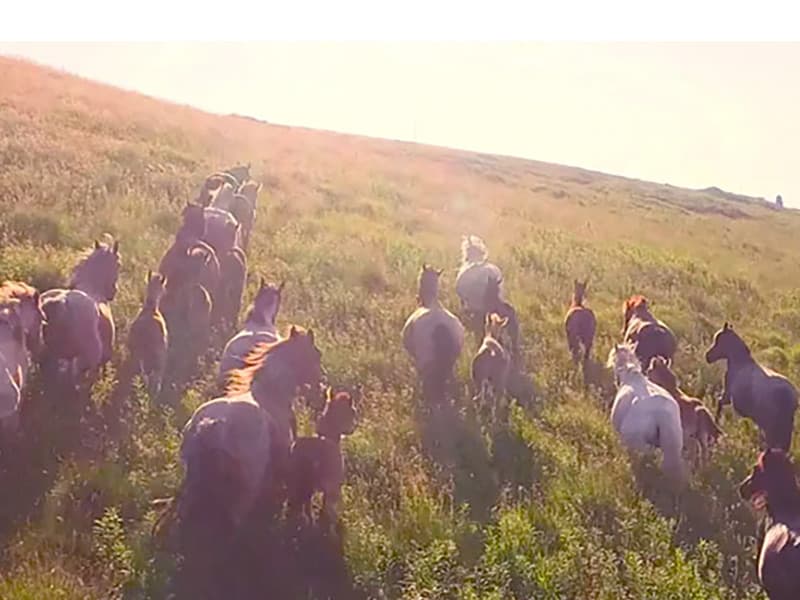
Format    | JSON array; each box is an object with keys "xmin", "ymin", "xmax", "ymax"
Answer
[{"xmin": 1, "ymin": 42, "xmax": 798, "ymax": 206}]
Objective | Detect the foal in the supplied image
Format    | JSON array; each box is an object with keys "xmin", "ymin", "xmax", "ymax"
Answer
[
  {"xmin": 647, "ymin": 357, "xmax": 722, "ymax": 465},
  {"xmin": 564, "ymin": 279, "xmax": 596, "ymax": 368},
  {"xmin": 288, "ymin": 388, "xmax": 358, "ymax": 523},
  {"xmin": 739, "ymin": 449, "xmax": 800, "ymax": 600},
  {"xmin": 128, "ymin": 271, "xmax": 168, "ymax": 397},
  {"xmin": 472, "ymin": 313, "xmax": 511, "ymax": 418}
]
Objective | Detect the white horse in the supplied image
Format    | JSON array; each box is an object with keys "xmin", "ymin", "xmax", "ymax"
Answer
[
  {"xmin": 0, "ymin": 304, "xmax": 27, "ymax": 436},
  {"xmin": 607, "ymin": 344, "xmax": 686, "ymax": 484},
  {"xmin": 218, "ymin": 279, "xmax": 283, "ymax": 385},
  {"xmin": 455, "ymin": 235, "xmax": 503, "ymax": 317},
  {"xmin": 402, "ymin": 265, "xmax": 465, "ymax": 403}
]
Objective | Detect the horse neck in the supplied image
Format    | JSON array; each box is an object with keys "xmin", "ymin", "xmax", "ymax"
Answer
[
  {"xmin": 71, "ymin": 278, "xmax": 107, "ymax": 302},
  {"xmin": 725, "ymin": 339, "xmax": 754, "ymax": 366},
  {"xmin": 419, "ymin": 290, "xmax": 439, "ymax": 308},
  {"xmin": 618, "ymin": 368, "xmax": 647, "ymax": 391},
  {"xmin": 251, "ymin": 350, "xmax": 298, "ymax": 404}
]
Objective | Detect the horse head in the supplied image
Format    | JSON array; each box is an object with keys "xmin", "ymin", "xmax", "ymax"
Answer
[
  {"xmin": 705, "ymin": 322, "xmax": 749, "ymax": 364},
  {"xmin": 70, "ymin": 236, "xmax": 121, "ymax": 302},
  {"xmin": 418, "ymin": 264, "xmax": 443, "ymax": 307},
  {"xmin": 740, "ymin": 448, "xmax": 800, "ymax": 513}
]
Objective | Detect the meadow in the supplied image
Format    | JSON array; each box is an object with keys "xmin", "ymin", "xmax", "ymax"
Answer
[{"xmin": 1, "ymin": 56, "xmax": 800, "ymax": 599}]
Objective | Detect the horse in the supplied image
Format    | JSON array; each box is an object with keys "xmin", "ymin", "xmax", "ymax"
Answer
[
  {"xmin": 225, "ymin": 163, "xmax": 251, "ymax": 186},
  {"xmin": 288, "ymin": 387, "xmax": 358, "ymax": 523},
  {"xmin": 706, "ymin": 322, "xmax": 797, "ymax": 452},
  {"xmin": 402, "ymin": 264, "xmax": 465, "ymax": 405},
  {"xmin": 739, "ymin": 449, "xmax": 800, "ymax": 600},
  {"xmin": 218, "ymin": 279, "xmax": 283, "ymax": 385},
  {"xmin": 158, "ymin": 204, "xmax": 217, "ymax": 290},
  {"xmin": 622, "ymin": 295, "xmax": 677, "ymax": 368},
  {"xmin": 203, "ymin": 206, "xmax": 242, "ymax": 258},
  {"xmin": 127, "ymin": 271, "xmax": 169, "ymax": 397},
  {"xmin": 483, "ymin": 275, "xmax": 521, "ymax": 367},
  {"xmin": 0, "ymin": 304, "xmax": 29, "ymax": 437},
  {"xmin": 216, "ymin": 247, "xmax": 247, "ymax": 329},
  {"xmin": 646, "ymin": 356, "xmax": 723, "ymax": 465},
  {"xmin": 161, "ymin": 244, "xmax": 218, "ymax": 340},
  {"xmin": 174, "ymin": 393, "xmax": 274, "ymax": 555},
  {"xmin": 224, "ymin": 325, "xmax": 324, "ymax": 476},
  {"xmin": 564, "ymin": 279, "xmax": 596, "ymax": 368},
  {"xmin": 0, "ymin": 281, "xmax": 45, "ymax": 356},
  {"xmin": 607, "ymin": 344, "xmax": 686, "ymax": 484},
  {"xmin": 455, "ymin": 235, "xmax": 503, "ymax": 325},
  {"xmin": 471, "ymin": 313, "xmax": 511, "ymax": 419},
  {"xmin": 40, "ymin": 236, "xmax": 121, "ymax": 388}
]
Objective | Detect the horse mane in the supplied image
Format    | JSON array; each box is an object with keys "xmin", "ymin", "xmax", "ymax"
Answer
[
  {"xmin": 461, "ymin": 235, "xmax": 488, "ymax": 264},
  {"xmin": 624, "ymin": 295, "xmax": 648, "ymax": 314},
  {"xmin": 0, "ymin": 281, "xmax": 37, "ymax": 305},
  {"xmin": 224, "ymin": 325, "xmax": 308, "ymax": 395}
]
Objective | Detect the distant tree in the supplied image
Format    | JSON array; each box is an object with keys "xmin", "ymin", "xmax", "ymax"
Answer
[{"xmin": 776, "ymin": 194, "xmax": 784, "ymax": 209}]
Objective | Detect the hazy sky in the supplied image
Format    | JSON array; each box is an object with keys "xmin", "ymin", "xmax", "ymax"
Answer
[{"xmin": 2, "ymin": 42, "xmax": 798, "ymax": 205}]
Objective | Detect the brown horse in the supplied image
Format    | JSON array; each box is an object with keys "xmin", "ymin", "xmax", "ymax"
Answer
[
  {"xmin": 483, "ymin": 276, "xmax": 521, "ymax": 367},
  {"xmin": 739, "ymin": 449, "xmax": 800, "ymax": 600},
  {"xmin": 647, "ymin": 356, "xmax": 723, "ymax": 465},
  {"xmin": 128, "ymin": 271, "xmax": 169, "ymax": 397},
  {"xmin": 161, "ymin": 245, "xmax": 217, "ymax": 342},
  {"xmin": 622, "ymin": 295, "xmax": 677, "ymax": 368},
  {"xmin": 471, "ymin": 313, "xmax": 511, "ymax": 418},
  {"xmin": 288, "ymin": 387, "xmax": 358, "ymax": 523},
  {"xmin": 706, "ymin": 322, "xmax": 797, "ymax": 451},
  {"xmin": 40, "ymin": 236, "xmax": 121, "ymax": 388},
  {"xmin": 564, "ymin": 279, "xmax": 596, "ymax": 368}
]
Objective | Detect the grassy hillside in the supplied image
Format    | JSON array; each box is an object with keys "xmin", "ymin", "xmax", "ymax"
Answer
[{"xmin": 1, "ymin": 56, "xmax": 799, "ymax": 599}]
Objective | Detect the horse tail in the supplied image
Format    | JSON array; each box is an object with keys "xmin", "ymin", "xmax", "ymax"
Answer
[
  {"xmin": 432, "ymin": 324, "xmax": 460, "ymax": 374},
  {"xmin": 768, "ymin": 387, "xmax": 797, "ymax": 452},
  {"xmin": 657, "ymin": 408, "xmax": 686, "ymax": 484}
]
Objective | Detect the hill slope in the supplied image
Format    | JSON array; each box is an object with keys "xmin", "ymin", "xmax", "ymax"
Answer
[{"xmin": 2, "ymin": 56, "xmax": 799, "ymax": 599}]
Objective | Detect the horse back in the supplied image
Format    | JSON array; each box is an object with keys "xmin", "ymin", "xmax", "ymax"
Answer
[{"xmin": 41, "ymin": 289, "xmax": 102, "ymax": 362}]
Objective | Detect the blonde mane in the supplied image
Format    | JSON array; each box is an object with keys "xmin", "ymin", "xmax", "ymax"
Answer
[
  {"xmin": 0, "ymin": 281, "xmax": 37, "ymax": 306},
  {"xmin": 461, "ymin": 235, "xmax": 489, "ymax": 264},
  {"xmin": 224, "ymin": 325, "xmax": 310, "ymax": 395}
]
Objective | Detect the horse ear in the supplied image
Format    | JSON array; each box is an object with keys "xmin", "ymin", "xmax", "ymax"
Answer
[
  {"xmin": 260, "ymin": 276, "xmax": 266, "ymax": 288},
  {"xmin": 436, "ymin": 268, "xmax": 444, "ymax": 276},
  {"xmin": 723, "ymin": 321, "xmax": 731, "ymax": 330},
  {"xmin": 147, "ymin": 270, "xmax": 152, "ymax": 283},
  {"xmin": 289, "ymin": 325, "xmax": 298, "ymax": 338},
  {"xmin": 326, "ymin": 386, "xmax": 333, "ymax": 403},
  {"xmin": 112, "ymin": 241, "xmax": 120, "ymax": 255},
  {"xmin": 94, "ymin": 239, "xmax": 101, "ymax": 250},
  {"xmin": 307, "ymin": 328, "xmax": 315, "ymax": 343},
  {"xmin": 278, "ymin": 281, "xmax": 286, "ymax": 292},
  {"xmin": 501, "ymin": 317, "xmax": 509, "ymax": 328}
]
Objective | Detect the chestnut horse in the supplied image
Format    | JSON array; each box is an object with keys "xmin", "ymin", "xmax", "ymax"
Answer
[
  {"xmin": 564, "ymin": 279, "xmax": 596, "ymax": 368},
  {"xmin": 622, "ymin": 295, "xmax": 677, "ymax": 369}
]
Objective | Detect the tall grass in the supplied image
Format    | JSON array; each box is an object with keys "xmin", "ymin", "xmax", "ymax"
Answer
[{"xmin": 0, "ymin": 56, "xmax": 795, "ymax": 598}]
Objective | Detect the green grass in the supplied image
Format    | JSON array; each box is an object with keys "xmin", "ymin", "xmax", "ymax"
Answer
[{"xmin": 1, "ymin": 56, "xmax": 798, "ymax": 599}]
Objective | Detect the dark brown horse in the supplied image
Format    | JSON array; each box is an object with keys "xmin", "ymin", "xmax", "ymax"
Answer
[
  {"xmin": 622, "ymin": 295, "xmax": 676, "ymax": 368},
  {"xmin": 128, "ymin": 271, "xmax": 169, "ymax": 397},
  {"xmin": 739, "ymin": 449, "xmax": 800, "ymax": 600},
  {"xmin": 288, "ymin": 387, "xmax": 358, "ymax": 523},
  {"xmin": 564, "ymin": 279, "xmax": 596, "ymax": 368},
  {"xmin": 706, "ymin": 323, "xmax": 797, "ymax": 451},
  {"xmin": 484, "ymin": 275, "xmax": 521, "ymax": 367}
]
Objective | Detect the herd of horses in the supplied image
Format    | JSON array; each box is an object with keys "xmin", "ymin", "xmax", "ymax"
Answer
[{"xmin": 1, "ymin": 171, "xmax": 799, "ymax": 598}]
